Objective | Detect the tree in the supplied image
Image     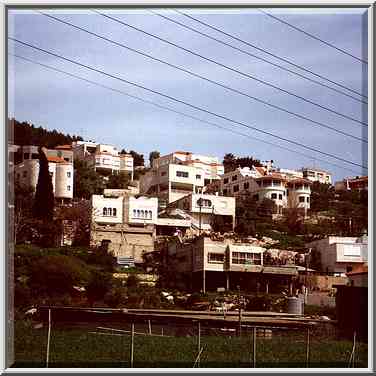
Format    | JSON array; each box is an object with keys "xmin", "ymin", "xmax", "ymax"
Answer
[
  {"xmin": 86, "ymin": 270, "xmax": 114, "ymax": 306},
  {"xmin": 149, "ymin": 150, "xmax": 160, "ymax": 167},
  {"xmin": 13, "ymin": 183, "xmax": 34, "ymax": 244},
  {"xmin": 73, "ymin": 159, "xmax": 105, "ymax": 199},
  {"xmin": 129, "ymin": 150, "xmax": 145, "ymax": 167},
  {"xmin": 106, "ymin": 172, "xmax": 130, "ymax": 189},
  {"xmin": 223, "ymin": 153, "xmax": 262, "ymax": 173},
  {"xmin": 33, "ymin": 146, "xmax": 54, "ymax": 221},
  {"xmin": 235, "ymin": 192, "xmax": 258, "ymax": 236}
]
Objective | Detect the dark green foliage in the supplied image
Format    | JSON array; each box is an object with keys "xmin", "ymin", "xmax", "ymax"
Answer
[
  {"xmin": 223, "ymin": 153, "xmax": 263, "ymax": 173},
  {"xmin": 106, "ymin": 172, "xmax": 130, "ymax": 189},
  {"xmin": 10, "ymin": 118, "xmax": 82, "ymax": 148},
  {"xmin": 29, "ymin": 254, "xmax": 90, "ymax": 297},
  {"xmin": 73, "ymin": 159, "xmax": 105, "ymax": 199},
  {"xmin": 128, "ymin": 150, "xmax": 144, "ymax": 167},
  {"xmin": 86, "ymin": 270, "xmax": 114, "ymax": 306},
  {"xmin": 148, "ymin": 150, "xmax": 160, "ymax": 167},
  {"xmin": 33, "ymin": 147, "xmax": 54, "ymax": 221}
]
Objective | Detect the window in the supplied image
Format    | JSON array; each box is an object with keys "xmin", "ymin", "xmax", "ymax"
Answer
[
  {"xmin": 295, "ymin": 184, "xmax": 303, "ymax": 190},
  {"xmin": 272, "ymin": 180, "xmax": 281, "ymax": 186},
  {"xmin": 232, "ymin": 175, "xmax": 237, "ymax": 181},
  {"xmin": 224, "ymin": 178, "xmax": 229, "ymax": 184},
  {"xmin": 244, "ymin": 182, "xmax": 249, "ymax": 190},
  {"xmin": 197, "ymin": 198, "xmax": 212, "ymax": 207},
  {"xmin": 271, "ymin": 193, "xmax": 277, "ymax": 199},
  {"xmin": 148, "ymin": 210, "xmax": 152, "ymax": 219},
  {"xmin": 113, "ymin": 208, "xmax": 117, "ymax": 216},
  {"xmin": 133, "ymin": 209, "xmax": 136, "ymax": 217},
  {"xmin": 141, "ymin": 210, "xmax": 145, "ymax": 218},
  {"xmin": 279, "ymin": 194, "xmax": 283, "ymax": 200},
  {"xmin": 64, "ymin": 158, "xmax": 70, "ymax": 162},
  {"xmin": 233, "ymin": 185, "xmax": 239, "ymax": 192},
  {"xmin": 223, "ymin": 189, "xmax": 228, "ymax": 196},
  {"xmin": 161, "ymin": 171, "xmax": 166, "ymax": 176},
  {"xmin": 23, "ymin": 171, "xmax": 27, "ymax": 178},
  {"xmin": 103, "ymin": 208, "xmax": 107, "ymax": 216},
  {"xmin": 23, "ymin": 153, "xmax": 29, "ymax": 160},
  {"xmin": 67, "ymin": 171, "xmax": 71, "ymax": 178},
  {"xmin": 306, "ymin": 197, "xmax": 310, "ymax": 203},
  {"xmin": 286, "ymin": 189, "xmax": 289, "ymax": 196},
  {"xmin": 263, "ymin": 180, "xmax": 272, "ymax": 187},
  {"xmin": 31, "ymin": 153, "xmax": 39, "ymax": 159},
  {"xmin": 67, "ymin": 185, "xmax": 71, "ymax": 191},
  {"xmin": 253, "ymin": 194, "xmax": 259, "ymax": 201},
  {"xmin": 208, "ymin": 253, "xmax": 224, "ymax": 263},
  {"xmin": 176, "ymin": 171, "xmax": 189, "ymax": 178},
  {"xmin": 107, "ymin": 208, "xmax": 112, "ymax": 216},
  {"xmin": 196, "ymin": 174, "xmax": 201, "ymax": 179},
  {"xmin": 299, "ymin": 196, "xmax": 305, "ymax": 203},
  {"xmin": 232, "ymin": 252, "xmax": 261, "ymax": 265}
]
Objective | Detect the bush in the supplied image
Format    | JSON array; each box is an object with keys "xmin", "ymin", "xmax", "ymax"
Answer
[
  {"xmin": 86, "ymin": 270, "xmax": 114, "ymax": 306},
  {"xmin": 246, "ymin": 295, "xmax": 273, "ymax": 311}
]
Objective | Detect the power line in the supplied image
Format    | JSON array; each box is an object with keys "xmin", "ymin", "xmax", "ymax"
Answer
[
  {"xmin": 9, "ymin": 37, "xmax": 367, "ymax": 171},
  {"xmin": 94, "ymin": 10, "xmax": 367, "ymax": 128},
  {"xmin": 11, "ymin": 52, "xmax": 362, "ymax": 176},
  {"xmin": 36, "ymin": 11, "xmax": 368, "ymax": 144},
  {"xmin": 258, "ymin": 8, "xmax": 367, "ymax": 65},
  {"xmin": 149, "ymin": 9, "xmax": 367, "ymax": 105},
  {"xmin": 174, "ymin": 9, "xmax": 367, "ymax": 100}
]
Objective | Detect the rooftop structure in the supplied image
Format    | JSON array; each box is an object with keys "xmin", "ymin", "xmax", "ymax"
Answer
[{"xmin": 301, "ymin": 167, "xmax": 332, "ymax": 185}]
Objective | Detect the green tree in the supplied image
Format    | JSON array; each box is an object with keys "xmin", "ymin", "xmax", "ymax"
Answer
[
  {"xmin": 73, "ymin": 159, "xmax": 105, "ymax": 199},
  {"xmin": 148, "ymin": 150, "xmax": 160, "ymax": 167},
  {"xmin": 86, "ymin": 270, "xmax": 114, "ymax": 306},
  {"xmin": 129, "ymin": 150, "xmax": 144, "ymax": 167},
  {"xmin": 106, "ymin": 172, "xmax": 130, "ymax": 189},
  {"xmin": 33, "ymin": 146, "xmax": 54, "ymax": 221},
  {"xmin": 223, "ymin": 153, "xmax": 262, "ymax": 173}
]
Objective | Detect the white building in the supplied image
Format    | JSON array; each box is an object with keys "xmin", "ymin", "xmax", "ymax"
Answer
[
  {"xmin": 220, "ymin": 165, "xmax": 311, "ymax": 214},
  {"xmin": 91, "ymin": 190, "xmax": 158, "ymax": 263},
  {"xmin": 167, "ymin": 193, "xmax": 236, "ymax": 231},
  {"xmin": 306, "ymin": 236, "xmax": 368, "ymax": 276},
  {"xmin": 140, "ymin": 151, "xmax": 224, "ymax": 204},
  {"xmin": 301, "ymin": 167, "xmax": 332, "ymax": 185},
  {"xmin": 72, "ymin": 141, "xmax": 134, "ymax": 178},
  {"xmin": 15, "ymin": 154, "xmax": 74, "ymax": 201}
]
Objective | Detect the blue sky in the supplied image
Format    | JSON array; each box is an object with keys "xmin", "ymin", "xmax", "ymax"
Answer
[{"xmin": 8, "ymin": 8, "xmax": 368, "ymax": 181}]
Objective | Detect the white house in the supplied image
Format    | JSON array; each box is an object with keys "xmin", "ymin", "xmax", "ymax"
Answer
[
  {"xmin": 301, "ymin": 167, "xmax": 332, "ymax": 185},
  {"xmin": 15, "ymin": 156, "xmax": 74, "ymax": 202},
  {"xmin": 306, "ymin": 236, "xmax": 368, "ymax": 276}
]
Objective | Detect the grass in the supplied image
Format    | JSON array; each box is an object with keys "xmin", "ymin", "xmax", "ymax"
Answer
[{"xmin": 13, "ymin": 320, "xmax": 368, "ymax": 368}]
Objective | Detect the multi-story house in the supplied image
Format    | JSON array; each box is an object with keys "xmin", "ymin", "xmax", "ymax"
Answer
[
  {"xmin": 166, "ymin": 235, "xmax": 299, "ymax": 292},
  {"xmin": 72, "ymin": 141, "xmax": 134, "ymax": 179},
  {"xmin": 306, "ymin": 235, "xmax": 368, "ymax": 276},
  {"xmin": 14, "ymin": 145, "xmax": 74, "ymax": 202},
  {"xmin": 167, "ymin": 193, "xmax": 236, "ymax": 231},
  {"xmin": 91, "ymin": 190, "xmax": 158, "ymax": 264},
  {"xmin": 140, "ymin": 151, "xmax": 224, "ymax": 204},
  {"xmin": 335, "ymin": 176, "xmax": 368, "ymax": 192},
  {"xmin": 220, "ymin": 165, "xmax": 311, "ymax": 214},
  {"xmin": 301, "ymin": 167, "xmax": 332, "ymax": 185}
]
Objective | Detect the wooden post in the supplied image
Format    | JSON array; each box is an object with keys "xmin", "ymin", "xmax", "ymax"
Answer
[
  {"xmin": 266, "ymin": 282, "xmax": 269, "ymax": 295},
  {"xmin": 130, "ymin": 322, "xmax": 135, "ymax": 368},
  {"xmin": 197, "ymin": 321, "xmax": 201, "ymax": 368},
  {"xmin": 46, "ymin": 309, "xmax": 52, "ymax": 368},
  {"xmin": 306, "ymin": 327, "xmax": 310, "ymax": 367},
  {"xmin": 203, "ymin": 270, "xmax": 206, "ymax": 294},
  {"xmin": 148, "ymin": 320, "xmax": 152, "ymax": 335},
  {"xmin": 253, "ymin": 326, "xmax": 256, "ymax": 368}
]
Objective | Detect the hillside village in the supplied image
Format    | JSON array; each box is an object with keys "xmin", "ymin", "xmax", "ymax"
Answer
[{"xmin": 10, "ymin": 121, "xmax": 368, "ymax": 335}]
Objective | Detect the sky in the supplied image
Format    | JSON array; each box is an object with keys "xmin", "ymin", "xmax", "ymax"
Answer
[{"xmin": 8, "ymin": 7, "xmax": 368, "ymax": 182}]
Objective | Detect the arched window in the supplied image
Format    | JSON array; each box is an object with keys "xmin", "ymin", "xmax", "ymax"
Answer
[
  {"xmin": 113, "ymin": 208, "xmax": 117, "ymax": 216},
  {"xmin": 141, "ymin": 210, "xmax": 145, "ymax": 218},
  {"xmin": 148, "ymin": 210, "xmax": 152, "ymax": 219},
  {"xmin": 107, "ymin": 208, "xmax": 112, "ymax": 216},
  {"xmin": 133, "ymin": 209, "xmax": 136, "ymax": 217},
  {"xmin": 103, "ymin": 208, "xmax": 107, "ymax": 216},
  {"xmin": 137, "ymin": 210, "xmax": 140, "ymax": 218}
]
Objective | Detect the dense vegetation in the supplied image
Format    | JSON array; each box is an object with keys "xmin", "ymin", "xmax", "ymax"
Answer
[
  {"xmin": 9, "ymin": 118, "xmax": 82, "ymax": 148},
  {"xmin": 223, "ymin": 153, "xmax": 263, "ymax": 173}
]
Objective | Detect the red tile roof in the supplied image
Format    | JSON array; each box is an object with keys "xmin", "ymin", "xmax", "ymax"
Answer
[
  {"xmin": 288, "ymin": 178, "xmax": 313, "ymax": 185},
  {"xmin": 55, "ymin": 144, "xmax": 72, "ymax": 150},
  {"xmin": 47, "ymin": 156, "xmax": 67, "ymax": 163}
]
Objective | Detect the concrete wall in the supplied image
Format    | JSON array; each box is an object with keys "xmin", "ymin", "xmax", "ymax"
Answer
[{"xmin": 92, "ymin": 195, "xmax": 123, "ymax": 224}]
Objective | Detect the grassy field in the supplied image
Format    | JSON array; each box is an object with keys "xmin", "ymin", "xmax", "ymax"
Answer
[{"xmin": 12, "ymin": 320, "xmax": 368, "ymax": 368}]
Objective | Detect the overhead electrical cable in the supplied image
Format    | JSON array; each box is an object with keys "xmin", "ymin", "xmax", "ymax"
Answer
[
  {"xmin": 258, "ymin": 8, "xmax": 368, "ymax": 64},
  {"xmin": 11, "ymin": 52, "xmax": 362, "ymax": 176},
  {"xmin": 174, "ymin": 9, "xmax": 367, "ymax": 99},
  {"xmin": 148, "ymin": 9, "xmax": 367, "ymax": 105},
  {"xmin": 36, "ymin": 11, "xmax": 368, "ymax": 144},
  {"xmin": 9, "ymin": 37, "xmax": 368, "ymax": 171},
  {"xmin": 94, "ymin": 9, "xmax": 367, "ymax": 128}
]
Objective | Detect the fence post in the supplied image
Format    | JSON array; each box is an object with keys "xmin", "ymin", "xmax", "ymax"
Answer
[
  {"xmin": 148, "ymin": 320, "xmax": 152, "ymax": 335},
  {"xmin": 197, "ymin": 321, "xmax": 201, "ymax": 368},
  {"xmin": 306, "ymin": 327, "xmax": 310, "ymax": 367},
  {"xmin": 46, "ymin": 309, "xmax": 51, "ymax": 368},
  {"xmin": 130, "ymin": 322, "xmax": 135, "ymax": 368},
  {"xmin": 253, "ymin": 326, "xmax": 256, "ymax": 368}
]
